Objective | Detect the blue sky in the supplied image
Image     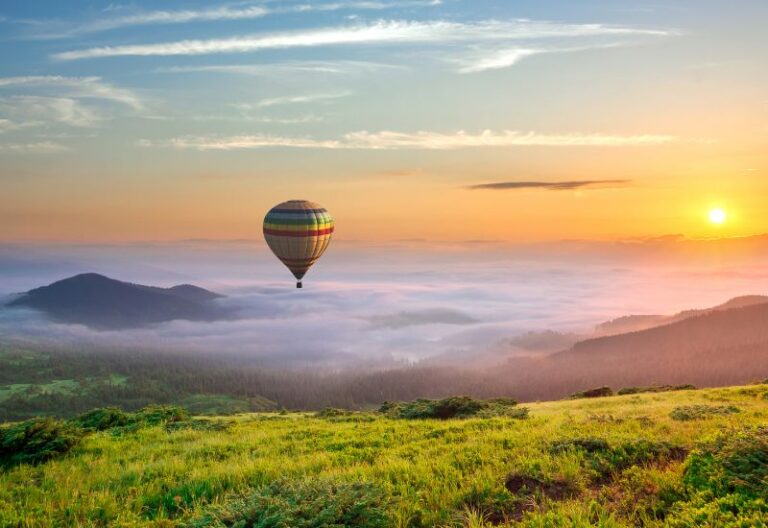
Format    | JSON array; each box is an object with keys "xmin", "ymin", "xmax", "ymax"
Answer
[{"xmin": 0, "ymin": 1, "xmax": 766, "ymax": 242}]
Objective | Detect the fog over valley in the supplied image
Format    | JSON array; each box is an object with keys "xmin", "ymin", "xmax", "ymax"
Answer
[{"xmin": 3, "ymin": 237, "xmax": 767, "ymax": 369}]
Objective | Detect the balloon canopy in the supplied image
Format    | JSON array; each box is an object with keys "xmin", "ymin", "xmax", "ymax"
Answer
[{"xmin": 263, "ymin": 200, "xmax": 334, "ymax": 288}]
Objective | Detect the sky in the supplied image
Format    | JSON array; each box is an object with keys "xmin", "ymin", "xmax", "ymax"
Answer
[{"xmin": 0, "ymin": 0, "xmax": 766, "ymax": 243}]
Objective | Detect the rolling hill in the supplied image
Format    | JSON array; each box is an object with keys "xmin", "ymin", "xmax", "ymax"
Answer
[
  {"xmin": 593, "ymin": 294, "xmax": 768, "ymax": 336},
  {"xmin": 5, "ymin": 273, "xmax": 230, "ymax": 329},
  {"xmin": 499, "ymin": 299, "xmax": 768, "ymax": 400}
]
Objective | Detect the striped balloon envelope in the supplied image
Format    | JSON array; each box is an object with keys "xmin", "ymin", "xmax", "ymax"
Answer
[{"xmin": 263, "ymin": 200, "xmax": 334, "ymax": 288}]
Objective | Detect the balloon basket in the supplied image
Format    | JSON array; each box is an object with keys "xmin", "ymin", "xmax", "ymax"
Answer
[{"xmin": 296, "ymin": 281, "xmax": 303, "ymax": 289}]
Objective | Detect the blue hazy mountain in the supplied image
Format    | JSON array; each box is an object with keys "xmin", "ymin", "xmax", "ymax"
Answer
[{"xmin": 6, "ymin": 273, "xmax": 229, "ymax": 329}]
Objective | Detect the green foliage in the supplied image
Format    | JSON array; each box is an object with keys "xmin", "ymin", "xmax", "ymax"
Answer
[
  {"xmin": 550, "ymin": 437, "xmax": 687, "ymax": 480},
  {"xmin": 550, "ymin": 437, "xmax": 610, "ymax": 454},
  {"xmin": 314, "ymin": 407, "xmax": 352, "ymax": 418},
  {"xmin": 617, "ymin": 384, "xmax": 696, "ymax": 395},
  {"xmin": 71, "ymin": 406, "xmax": 132, "ymax": 431},
  {"xmin": 0, "ymin": 417, "xmax": 83, "ymax": 467},
  {"xmin": 189, "ymin": 479, "xmax": 391, "ymax": 528},
  {"xmin": 569, "ymin": 386, "xmax": 613, "ymax": 399},
  {"xmin": 0, "ymin": 405, "xmax": 190, "ymax": 469},
  {"xmin": 180, "ymin": 394, "xmax": 255, "ymax": 415},
  {"xmin": 135, "ymin": 404, "xmax": 190, "ymax": 425},
  {"xmin": 2, "ymin": 384, "xmax": 768, "ymax": 527},
  {"xmin": 669, "ymin": 404, "xmax": 741, "ymax": 421},
  {"xmin": 664, "ymin": 427, "xmax": 768, "ymax": 527},
  {"xmin": 379, "ymin": 396, "xmax": 526, "ymax": 420},
  {"xmin": 683, "ymin": 426, "xmax": 768, "ymax": 498},
  {"xmin": 166, "ymin": 419, "xmax": 232, "ymax": 433},
  {"xmin": 71, "ymin": 404, "xmax": 190, "ymax": 435}
]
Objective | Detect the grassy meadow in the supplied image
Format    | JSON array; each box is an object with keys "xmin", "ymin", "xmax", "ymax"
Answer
[{"xmin": 1, "ymin": 385, "xmax": 767, "ymax": 527}]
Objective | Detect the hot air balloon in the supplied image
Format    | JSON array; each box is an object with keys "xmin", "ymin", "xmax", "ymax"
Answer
[{"xmin": 263, "ymin": 200, "xmax": 334, "ymax": 288}]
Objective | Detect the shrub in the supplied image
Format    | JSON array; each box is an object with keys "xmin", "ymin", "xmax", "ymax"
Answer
[
  {"xmin": 669, "ymin": 405, "xmax": 741, "ymax": 421},
  {"xmin": 70, "ymin": 405, "xmax": 191, "ymax": 436},
  {"xmin": 549, "ymin": 437, "xmax": 687, "ymax": 481},
  {"xmin": 314, "ymin": 408, "xmax": 353, "ymax": 418},
  {"xmin": 0, "ymin": 417, "xmax": 83, "ymax": 467},
  {"xmin": 594, "ymin": 440, "xmax": 687, "ymax": 476},
  {"xmin": 550, "ymin": 437, "xmax": 610, "ymax": 454},
  {"xmin": 135, "ymin": 405, "xmax": 190, "ymax": 425},
  {"xmin": 683, "ymin": 426, "xmax": 768, "ymax": 499},
  {"xmin": 379, "ymin": 396, "xmax": 526, "ymax": 420},
  {"xmin": 189, "ymin": 478, "xmax": 392, "ymax": 528},
  {"xmin": 71, "ymin": 407, "xmax": 132, "ymax": 431},
  {"xmin": 665, "ymin": 427, "xmax": 768, "ymax": 527},
  {"xmin": 569, "ymin": 386, "xmax": 613, "ymax": 399},
  {"xmin": 617, "ymin": 384, "xmax": 696, "ymax": 395},
  {"xmin": 166, "ymin": 419, "xmax": 232, "ymax": 433}
]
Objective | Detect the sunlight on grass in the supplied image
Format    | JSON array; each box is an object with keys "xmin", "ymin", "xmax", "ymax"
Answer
[{"xmin": 1, "ymin": 385, "xmax": 767, "ymax": 526}]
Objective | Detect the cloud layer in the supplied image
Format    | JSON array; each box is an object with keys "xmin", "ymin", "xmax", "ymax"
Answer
[
  {"xmin": 3, "ymin": 240, "xmax": 768, "ymax": 367},
  {"xmin": 30, "ymin": 1, "xmax": 444, "ymax": 39},
  {"xmin": 53, "ymin": 19, "xmax": 671, "ymax": 61},
  {"xmin": 144, "ymin": 130, "xmax": 676, "ymax": 151},
  {"xmin": 0, "ymin": 76, "xmax": 143, "ymax": 110}
]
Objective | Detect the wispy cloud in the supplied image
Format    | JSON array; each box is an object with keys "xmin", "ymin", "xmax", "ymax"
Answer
[
  {"xmin": 29, "ymin": 1, "xmax": 443, "ymax": 39},
  {"xmin": 193, "ymin": 113, "xmax": 325, "ymax": 124},
  {"xmin": 288, "ymin": 1, "xmax": 445, "ymax": 13},
  {"xmin": 455, "ymin": 41, "xmax": 643, "ymax": 73},
  {"xmin": 142, "ymin": 130, "xmax": 677, "ymax": 151},
  {"xmin": 26, "ymin": 6, "xmax": 269, "ymax": 39},
  {"xmin": 253, "ymin": 91, "xmax": 352, "ymax": 108},
  {"xmin": 0, "ymin": 96, "xmax": 101, "ymax": 127},
  {"xmin": 468, "ymin": 180, "xmax": 632, "ymax": 191},
  {"xmin": 0, "ymin": 141, "xmax": 68, "ymax": 153},
  {"xmin": 0, "ymin": 118, "xmax": 29, "ymax": 133},
  {"xmin": 155, "ymin": 60, "xmax": 403, "ymax": 75},
  {"xmin": 456, "ymin": 48, "xmax": 543, "ymax": 73},
  {"xmin": 343, "ymin": 130, "xmax": 677, "ymax": 149},
  {"xmin": 53, "ymin": 19, "xmax": 671, "ymax": 60},
  {"xmin": 142, "ymin": 135, "xmax": 342, "ymax": 150},
  {"xmin": 0, "ymin": 76, "xmax": 142, "ymax": 109},
  {"xmin": 75, "ymin": 5, "xmax": 268, "ymax": 32}
]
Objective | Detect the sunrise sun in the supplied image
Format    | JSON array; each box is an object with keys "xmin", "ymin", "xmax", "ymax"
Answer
[{"xmin": 709, "ymin": 208, "xmax": 727, "ymax": 225}]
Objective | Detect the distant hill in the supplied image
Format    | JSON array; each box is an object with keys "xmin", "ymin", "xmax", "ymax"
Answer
[
  {"xmin": 498, "ymin": 299, "xmax": 768, "ymax": 400},
  {"xmin": 568, "ymin": 300, "xmax": 768, "ymax": 360},
  {"xmin": 494, "ymin": 296, "xmax": 768, "ymax": 358},
  {"xmin": 6, "ymin": 273, "xmax": 230, "ymax": 329},
  {"xmin": 503, "ymin": 330, "xmax": 583, "ymax": 354},
  {"xmin": 594, "ymin": 295, "xmax": 768, "ymax": 336}
]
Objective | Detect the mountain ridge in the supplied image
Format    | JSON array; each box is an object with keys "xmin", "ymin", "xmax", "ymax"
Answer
[
  {"xmin": 593, "ymin": 294, "xmax": 768, "ymax": 336},
  {"xmin": 6, "ymin": 273, "xmax": 230, "ymax": 329}
]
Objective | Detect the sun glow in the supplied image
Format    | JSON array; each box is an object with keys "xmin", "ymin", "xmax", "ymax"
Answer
[{"xmin": 709, "ymin": 208, "xmax": 727, "ymax": 225}]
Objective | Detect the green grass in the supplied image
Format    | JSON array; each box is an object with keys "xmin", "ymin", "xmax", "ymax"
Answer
[
  {"xmin": 1, "ymin": 385, "xmax": 767, "ymax": 527},
  {"xmin": 178, "ymin": 395, "xmax": 253, "ymax": 416},
  {"xmin": 0, "ymin": 376, "xmax": 132, "ymax": 404},
  {"xmin": 0, "ymin": 379, "xmax": 82, "ymax": 403}
]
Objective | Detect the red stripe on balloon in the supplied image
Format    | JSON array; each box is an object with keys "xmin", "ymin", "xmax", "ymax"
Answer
[{"xmin": 263, "ymin": 227, "xmax": 334, "ymax": 237}]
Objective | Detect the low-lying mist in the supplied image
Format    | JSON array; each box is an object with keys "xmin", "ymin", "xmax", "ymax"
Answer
[{"xmin": 1, "ymin": 236, "xmax": 767, "ymax": 372}]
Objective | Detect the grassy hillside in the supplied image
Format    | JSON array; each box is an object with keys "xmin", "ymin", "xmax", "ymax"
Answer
[{"xmin": 2, "ymin": 385, "xmax": 768, "ymax": 527}]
